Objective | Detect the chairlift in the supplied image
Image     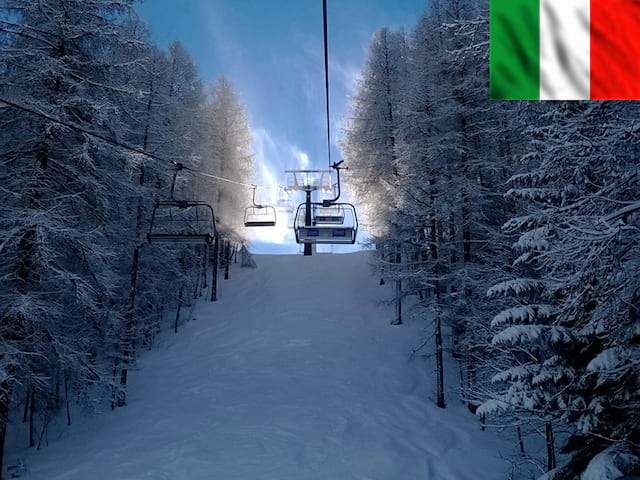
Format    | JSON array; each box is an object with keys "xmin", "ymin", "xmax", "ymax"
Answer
[
  {"xmin": 282, "ymin": 200, "xmax": 294, "ymax": 214},
  {"xmin": 293, "ymin": 160, "xmax": 358, "ymax": 245},
  {"xmin": 276, "ymin": 187, "xmax": 294, "ymax": 214},
  {"xmin": 276, "ymin": 186, "xmax": 289, "ymax": 205},
  {"xmin": 294, "ymin": 202, "xmax": 357, "ymax": 244},
  {"xmin": 147, "ymin": 164, "xmax": 217, "ymax": 245},
  {"xmin": 244, "ymin": 186, "xmax": 277, "ymax": 227}
]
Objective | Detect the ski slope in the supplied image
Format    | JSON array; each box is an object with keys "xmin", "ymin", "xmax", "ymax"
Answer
[{"xmin": 15, "ymin": 252, "xmax": 510, "ymax": 479}]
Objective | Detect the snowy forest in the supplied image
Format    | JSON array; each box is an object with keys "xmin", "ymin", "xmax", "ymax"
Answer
[
  {"xmin": 343, "ymin": 0, "xmax": 640, "ymax": 478},
  {"xmin": 0, "ymin": 0, "xmax": 639, "ymax": 479},
  {"xmin": 0, "ymin": 0, "xmax": 254, "ymax": 476}
]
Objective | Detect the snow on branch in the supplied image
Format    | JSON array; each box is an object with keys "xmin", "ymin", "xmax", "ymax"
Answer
[
  {"xmin": 491, "ymin": 325, "xmax": 573, "ymax": 347},
  {"xmin": 512, "ymin": 227, "xmax": 550, "ymax": 251},
  {"xmin": 587, "ymin": 347, "xmax": 640, "ymax": 375},
  {"xmin": 491, "ymin": 305, "xmax": 554, "ymax": 328},
  {"xmin": 487, "ymin": 279, "xmax": 546, "ymax": 298}
]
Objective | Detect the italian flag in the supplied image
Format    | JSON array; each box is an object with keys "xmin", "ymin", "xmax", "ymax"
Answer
[{"xmin": 490, "ymin": 0, "xmax": 640, "ymax": 100}]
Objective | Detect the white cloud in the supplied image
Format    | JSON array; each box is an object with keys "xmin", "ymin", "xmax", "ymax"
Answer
[
  {"xmin": 330, "ymin": 58, "xmax": 360, "ymax": 95},
  {"xmin": 291, "ymin": 146, "xmax": 310, "ymax": 169}
]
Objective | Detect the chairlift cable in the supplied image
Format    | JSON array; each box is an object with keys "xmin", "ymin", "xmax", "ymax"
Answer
[
  {"xmin": 322, "ymin": 0, "xmax": 332, "ymax": 169},
  {"xmin": 183, "ymin": 167, "xmax": 265, "ymax": 190},
  {"xmin": 0, "ymin": 96, "xmax": 272, "ymax": 191}
]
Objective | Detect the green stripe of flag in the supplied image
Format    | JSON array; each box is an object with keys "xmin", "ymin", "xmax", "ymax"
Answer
[{"xmin": 490, "ymin": 0, "xmax": 540, "ymax": 100}]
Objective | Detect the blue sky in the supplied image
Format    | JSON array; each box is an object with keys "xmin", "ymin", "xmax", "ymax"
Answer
[{"xmin": 137, "ymin": 0, "xmax": 426, "ymax": 253}]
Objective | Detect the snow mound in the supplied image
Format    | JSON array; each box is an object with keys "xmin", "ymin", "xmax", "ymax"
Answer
[{"xmin": 581, "ymin": 443, "xmax": 640, "ymax": 480}]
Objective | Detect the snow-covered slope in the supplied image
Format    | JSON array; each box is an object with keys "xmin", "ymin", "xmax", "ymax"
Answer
[{"xmin": 16, "ymin": 252, "xmax": 509, "ymax": 480}]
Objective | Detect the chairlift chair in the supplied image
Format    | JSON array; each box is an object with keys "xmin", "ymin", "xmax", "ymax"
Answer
[
  {"xmin": 147, "ymin": 164, "xmax": 217, "ymax": 245},
  {"xmin": 276, "ymin": 186, "xmax": 289, "ymax": 205},
  {"xmin": 292, "ymin": 161, "xmax": 358, "ymax": 245},
  {"xmin": 294, "ymin": 202, "xmax": 357, "ymax": 245},
  {"xmin": 244, "ymin": 186, "xmax": 277, "ymax": 227}
]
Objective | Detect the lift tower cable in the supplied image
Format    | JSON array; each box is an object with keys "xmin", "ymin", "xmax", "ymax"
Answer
[{"xmin": 322, "ymin": 0, "xmax": 332, "ymax": 169}]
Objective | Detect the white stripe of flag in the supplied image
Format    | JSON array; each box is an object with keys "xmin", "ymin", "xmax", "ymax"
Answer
[{"xmin": 539, "ymin": 0, "xmax": 590, "ymax": 100}]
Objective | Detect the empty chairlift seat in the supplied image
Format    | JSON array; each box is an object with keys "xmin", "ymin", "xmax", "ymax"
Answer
[
  {"xmin": 244, "ymin": 205, "xmax": 277, "ymax": 227},
  {"xmin": 146, "ymin": 164, "xmax": 217, "ymax": 245},
  {"xmin": 244, "ymin": 186, "xmax": 277, "ymax": 227},
  {"xmin": 147, "ymin": 201, "xmax": 216, "ymax": 245}
]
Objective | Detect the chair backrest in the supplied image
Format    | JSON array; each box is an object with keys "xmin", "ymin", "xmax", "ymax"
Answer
[{"xmin": 148, "ymin": 201, "xmax": 216, "ymax": 244}]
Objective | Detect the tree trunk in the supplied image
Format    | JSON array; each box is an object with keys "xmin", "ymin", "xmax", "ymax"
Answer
[
  {"xmin": 192, "ymin": 260, "xmax": 200, "ymax": 300},
  {"xmin": 416, "ymin": 245, "xmax": 423, "ymax": 301},
  {"xmin": 36, "ymin": 410, "xmax": 49, "ymax": 450},
  {"xmin": 394, "ymin": 277, "xmax": 402, "ymax": 325},
  {"xmin": 54, "ymin": 371, "xmax": 61, "ymax": 410},
  {"xmin": 463, "ymin": 204, "xmax": 471, "ymax": 264},
  {"xmin": 435, "ymin": 315, "xmax": 445, "ymax": 408},
  {"xmin": 22, "ymin": 388, "xmax": 30, "ymax": 424},
  {"xmin": 431, "ymin": 214, "xmax": 446, "ymax": 409},
  {"xmin": 517, "ymin": 423, "xmax": 526, "ymax": 457},
  {"xmin": 174, "ymin": 285, "xmax": 184, "ymax": 334},
  {"xmin": 219, "ymin": 239, "xmax": 226, "ymax": 265},
  {"xmin": 110, "ymin": 358, "xmax": 119, "ymax": 410},
  {"xmin": 467, "ymin": 352, "xmax": 477, "ymax": 413},
  {"xmin": 392, "ymin": 242, "xmax": 402, "ymax": 325},
  {"xmin": 0, "ymin": 380, "xmax": 13, "ymax": 480},
  {"xmin": 118, "ymin": 74, "xmax": 155, "ymax": 408},
  {"xmin": 201, "ymin": 244, "xmax": 209, "ymax": 289},
  {"xmin": 224, "ymin": 241, "xmax": 231, "ymax": 280},
  {"xmin": 211, "ymin": 236, "xmax": 219, "ymax": 301},
  {"xmin": 118, "ymin": 167, "xmax": 144, "ymax": 408},
  {"xmin": 458, "ymin": 361, "xmax": 465, "ymax": 403},
  {"xmin": 419, "ymin": 227, "xmax": 429, "ymax": 298},
  {"xmin": 449, "ymin": 212, "xmax": 457, "ymax": 265},
  {"xmin": 546, "ymin": 420, "xmax": 556, "ymax": 471},
  {"xmin": 65, "ymin": 375, "xmax": 71, "ymax": 426},
  {"xmin": 117, "ymin": 350, "xmax": 129, "ymax": 407},
  {"xmin": 118, "ymin": 242, "xmax": 140, "ymax": 408},
  {"xmin": 29, "ymin": 388, "xmax": 35, "ymax": 447}
]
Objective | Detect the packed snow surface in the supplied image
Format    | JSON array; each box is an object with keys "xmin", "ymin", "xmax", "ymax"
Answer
[{"xmin": 16, "ymin": 252, "xmax": 509, "ymax": 479}]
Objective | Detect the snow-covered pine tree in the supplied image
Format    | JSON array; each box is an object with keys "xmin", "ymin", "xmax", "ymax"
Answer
[
  {"xmin": 201, "ymin": 77, "xmax": 253, "ymax": 238},
  {"xmin": 0, "ymin": 0, "xmax": 249, "ymax": 474},
  {"xmin": 481, "ymin": 101, "xmax": 640, "ymax": 478},
  {"xmin": 0, "ymin": 0, "xmax": 146, "ymax": 470},
  {"xmin": 112, "ymin": 39, "xmax": 209, "ymax": 407},
  {"xmin": 342, "ymin": 27, "xmax": 409, "ymax": 325},
  {"xmin": 383, "ymin": 0, "xmax": 521, "ymax": 411},
  {"xmin": 433, "ymin": 0, "xmax": 529, "ymax": 420}
]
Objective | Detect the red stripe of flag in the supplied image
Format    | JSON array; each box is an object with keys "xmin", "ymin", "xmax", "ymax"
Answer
[{"xmin": 591, "ymin": 0, "xmax": 640, "ymax": 100}]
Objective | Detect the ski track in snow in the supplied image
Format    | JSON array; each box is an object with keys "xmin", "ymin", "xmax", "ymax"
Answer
[{"xmin": 13, "ymin": 252, "xmax": 510, "ymax": 480}]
